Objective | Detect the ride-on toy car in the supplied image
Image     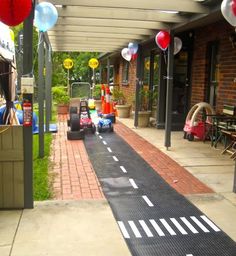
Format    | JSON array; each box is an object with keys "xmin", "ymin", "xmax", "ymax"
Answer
[
  {"xmin": 67, "ymin": 100, "xmax": 95, "ymax": 140},
  {"xmin": 97, "ymin": 118, "xmax": 114, "ymax": 133},
  {"xmin": 183, "ymin": 102, "xmax": 214, "ymax": 141}
]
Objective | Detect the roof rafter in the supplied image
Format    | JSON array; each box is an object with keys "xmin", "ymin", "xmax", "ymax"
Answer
[{"xmin": 50, "ymin": 0, "xmax": 209, "ymax": 13}]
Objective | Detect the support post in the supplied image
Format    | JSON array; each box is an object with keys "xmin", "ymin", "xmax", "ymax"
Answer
[
  {"xmin": 107, "ymin": 58, "xmax": 110, "ymax": 86},
  {"xmin": 99, "ymin": 64, "xmax": 102, "ymax": 84},
  {"xmin": 45, "ymin": 45, "xmax": 52, "ymax": 132},
  {"xmin": 164, "ymin": 31, "xmax": 174, "ymax": 149},
  {"xmin": 234, "ymin": 161, "xmax": 236, "ymax": 193},
  {"xmin": 22, "ymin": 3, "xmax": 34, "ymax": 209},
  {"xmin": 134, "ymin": 45, "xmax": 142, "ymax": 128},
  {"xmin": 38, "ymin": 32, "xmax": 45, "ymax": 158}
]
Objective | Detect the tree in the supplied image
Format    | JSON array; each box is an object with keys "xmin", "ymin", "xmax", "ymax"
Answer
[{"xmin": 52, "ymin": 52, "xmax": 100, "ymax": 87}]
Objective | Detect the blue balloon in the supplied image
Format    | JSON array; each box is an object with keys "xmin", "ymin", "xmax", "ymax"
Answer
[
  {"xmin": 128, "ymin": 42, "xmax": 138, "ymax": 55},
  {"xmin": 34, "ymin": 2, "xmax": 58, "ymax": 32}
]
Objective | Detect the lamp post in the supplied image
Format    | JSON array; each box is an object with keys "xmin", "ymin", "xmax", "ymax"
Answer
[{"xmin": 63, "ymin": 58, "xmax": 73, "ymax": 96}]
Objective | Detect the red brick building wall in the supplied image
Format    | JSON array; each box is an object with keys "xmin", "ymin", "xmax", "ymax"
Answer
[
  {"xmin": 191, "ymin": 20, "xmax": 236, "ymax": 113},
  {"xmin": 118, "ymin": 58, "xmax": 137, "ymax": 106}
]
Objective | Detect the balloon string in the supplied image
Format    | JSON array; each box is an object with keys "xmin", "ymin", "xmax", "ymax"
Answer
[{"xmin": 163, "ymin": 50, "xmax": 167, "ymax": 65}]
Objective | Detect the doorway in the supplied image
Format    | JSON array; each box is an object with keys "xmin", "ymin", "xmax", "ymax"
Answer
[{"xmin": 206, "ymin": 41, "xmax": 219, "ymax": 108}]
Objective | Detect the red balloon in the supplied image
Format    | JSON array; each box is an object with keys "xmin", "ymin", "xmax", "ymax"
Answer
[
  {"xmin": 232, "ymin": 0, "xmax": 236, "ymax": 16},
  {"xmin": 155, "ymin": 30, "xmax": 171, "ymax": 51},
  {"xmin": 131, "ymin": 53, "xmax": 138, "ymax": 61},
  {"xmin": 0, "ymin": 0, "xmax": 32, "ymax": 26}
]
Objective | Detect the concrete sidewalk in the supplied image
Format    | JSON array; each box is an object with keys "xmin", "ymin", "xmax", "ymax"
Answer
[{"xmin": 0, "ymin": 200, "xmax": 131, "ymax": 256}]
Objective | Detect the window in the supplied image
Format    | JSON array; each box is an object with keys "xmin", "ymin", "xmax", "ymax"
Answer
[{"xmin": 122, "ymin": 61, "xmax": 129, "ymax": 85}]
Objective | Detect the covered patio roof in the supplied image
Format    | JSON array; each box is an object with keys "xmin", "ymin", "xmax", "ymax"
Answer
[{"xmin": 45, "ymin": 0, "xmax": 222, "ymax": 53}]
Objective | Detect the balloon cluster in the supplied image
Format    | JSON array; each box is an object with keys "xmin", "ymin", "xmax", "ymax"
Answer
[
  {"xmin": 155, "ymin": 30, "xmax": 182, "ymax": 55},
  {"xmin": 221, "ymin": 0, "xmax": 236, "ymax": 26},
  {"xmin": 121, "ymin": 42, "xmax": 138, "ymax": 61},
  {"xmin": 34, "ymin": 2, "xmax": 58, "ymax": 32}
]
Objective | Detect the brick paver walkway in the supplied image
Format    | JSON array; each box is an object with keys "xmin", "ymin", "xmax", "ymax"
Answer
[
  {"xmin": 51, "ymin": 115, "xmax": 104, "ymax": 200},
  {"xmin": 115, "ymin": 122, "xmax": 213, "ymax": 195}
]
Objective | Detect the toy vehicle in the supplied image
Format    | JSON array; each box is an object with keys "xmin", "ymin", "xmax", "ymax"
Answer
[
  {"xmin": 97, "ymin": 118, "xmax": 114, "ymax": 133},
  {"xmin": 67, "ymin": 100, "xmax": 96, "ymax": 140},
  {"xmin": 88, "ymin": 98, "xmax": 95, "ymax": 110},
  {"xmin": 183, "ymin": 102, "xmax": 214, "ymax": 141}
]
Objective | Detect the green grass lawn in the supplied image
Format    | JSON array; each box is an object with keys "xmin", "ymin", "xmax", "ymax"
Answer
[
  {"xmin": 33, "ymin": 104, "xmax": 57, "ymax": 200},
  {"xmin": 33, "ymin": 133, "xmax": 53, "ymax": 200}
]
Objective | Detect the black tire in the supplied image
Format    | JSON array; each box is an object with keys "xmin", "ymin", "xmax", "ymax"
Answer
[
  {"xmin": 69, "ymin": 106, "xmax": 77, "ymax": 114},
  {"xmin": 187, "ymin": 133, "xmax": 194, "ymax": 141},
  {"xmin": 92, "ymin": 124, "xmax": 96, "ymax": 134},
  {"xmin": 67, "ymin": 130, "xmax": 85, "ymax": 140},
  {"xmin": 67, "ymin": 119, "xmax": 70, "ymax": 127},
  {"xmin": 98, "ymin": 126, "xmax": 102, "ymax": 133},
  {"xmin": 183, "ymin": 132, "xmax": 187, "ymax": 139},
  {"xmin": 70, "ymin": 114, "xmax": 80, "ymax": 131},
  {"xmin": 109, "ymin": 124, "xmax": 114, "ymax": 132}
]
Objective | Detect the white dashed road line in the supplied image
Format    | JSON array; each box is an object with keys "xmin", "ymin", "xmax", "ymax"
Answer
[
  {"xmin": 99, "ymin": 135, "xmax": 103, "ymax": 139},
  {"xmin": 107, "ymin": 147, "xmax": 112, "ymax": 153},
  {"xmin": 120, "ymin": 166, "xmax": 127, "ymax": 173},
  {"xmin": 129, "ymin": 179, "xmax": 138, "ymax": 189},
  {"xmin": 142, "ymin": 195, "xmax": 154, "ymax": 207},
  {"xmin": 113, "ymin": 156, "xmax": 119, "ymax": 161},
  {"xmin": 102, "ymin": 140, "xmax": 107, "ymax": 145}
]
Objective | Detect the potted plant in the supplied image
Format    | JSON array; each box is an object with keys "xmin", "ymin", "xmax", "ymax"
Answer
[
  {"xmin": 151, "ymin": 86, "xmax": 158, "ymax": 118},
  {"xmin": 132, "ymin": 86, "xmax": 152, "ymax": 127},
  {"xmin": 92, "ymin": 84, "xmax": 102, "ymax": 111},
  {"xmin": 52, "ymin": 86, "xmax": 70, "ymax": 114},
  {"xmin": 112, "ymin": 87, "xmax": 131, "ymax": 118}
]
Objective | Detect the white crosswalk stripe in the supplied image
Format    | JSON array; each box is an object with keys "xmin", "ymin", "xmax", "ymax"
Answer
[
  {"xmin": 128, "ymin": 221, "xmax": 142, "ymax": 238},
  {"xmin": 117, "ymin": 216, "xmax": 221, "ymax": 239},
  {"xmin": 160, "ymin": 219, "xmax": 177, "ymax": 235},
  {"xmin": 139, "ymin": 220, "xmax": 153, "ymax": 237},
  {"xmin": 180, "ymin": 217, "xmax": 199, "ymax": 234},
  {"xmin": 190, "ymin": 216, "xmax": 210, "ymax": 233},
  {"xmin": 149, "ymin": 219, "xmax": 165, "ymax": 236},
  {"xmin": 117, "ymin": 221, "xmax": 130, "ymax": 239},
  {"xmin": 200, "ymin": 215, "xmax": 221, "ymax": 232},
  {"xmin": 170, "ymin": 218, "xmax": 188, "ymax": 235}
]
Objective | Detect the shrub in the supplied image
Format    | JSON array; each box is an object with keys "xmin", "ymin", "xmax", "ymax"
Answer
[{"xmin": 52, "ymin": 86, "xmax": 70, "ymax": 105}]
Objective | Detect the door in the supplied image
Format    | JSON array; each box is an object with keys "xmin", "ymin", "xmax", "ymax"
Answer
[
  {"xmin": 206, "ymin": 41, "xmax": 219, "ymax": 108},
  {"xmin": 172, "ymin": 33, "xmax": 193, "ymax": 130}
]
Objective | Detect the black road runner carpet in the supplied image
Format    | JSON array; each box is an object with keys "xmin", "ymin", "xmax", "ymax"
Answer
[{"xmin": 84, "ymin": 132, "xmax": 236, "ymax": 256}]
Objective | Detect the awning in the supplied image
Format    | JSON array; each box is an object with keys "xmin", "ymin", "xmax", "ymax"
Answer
[{"xmin": 44, "ymin": 0, "xmax": 222, "ymax": 53}]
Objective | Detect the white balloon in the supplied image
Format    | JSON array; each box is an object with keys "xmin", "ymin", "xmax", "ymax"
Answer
[
  {"xmin": 174, "ymin": 37, "xmax": 182, "ymax": 55},
  {"xmin": 221, "ymin": 0, "xmax": 236, "ymax": 27},
  {"xmin": 121, "ymin": 48, "xmax": 132, "ymax": 61}
]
